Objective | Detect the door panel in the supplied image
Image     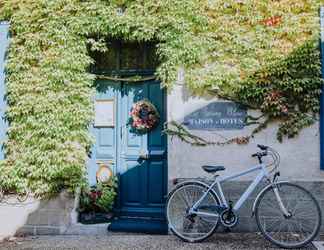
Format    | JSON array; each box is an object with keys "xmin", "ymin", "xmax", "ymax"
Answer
[
  {"xmin": 123, "ymin": 160, "xmax": 142, "ymax": 205},
  {"xmin": 147, "ymin": 161, "xmax": 165, "ymax": 205},
  {"xmin": 88, "ymin": 81, "xmax": 119, "ymax": 185},
  {"xmin": 118, "ymin": 80, "xmax": 167, "ymax": 218},
  {"xmin": 119, "ymin": 83, "xmax": 147, "ymax": 211}
]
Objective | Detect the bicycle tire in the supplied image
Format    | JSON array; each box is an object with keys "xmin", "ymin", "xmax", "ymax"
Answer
[
  {"xmin": 255, "ymin": 182, "xmax": 321, "ymax": 249},
  {"xmin": 166, "ymin": 181, "xmax": 220, "ymax": 243}
]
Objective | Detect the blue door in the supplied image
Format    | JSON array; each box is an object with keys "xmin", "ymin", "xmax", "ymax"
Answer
[
  {"xmin": 118, "ymin": 80, "xmax": 167, "ymax": 219},
  {"xmin": 89, "ymin": 77, "xmax": 167, "ymax": 232}
]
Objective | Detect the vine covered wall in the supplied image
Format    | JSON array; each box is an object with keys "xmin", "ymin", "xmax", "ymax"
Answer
[{"xmin": 0, "ymin": 0, "xmax": 323, "ymax": 196}]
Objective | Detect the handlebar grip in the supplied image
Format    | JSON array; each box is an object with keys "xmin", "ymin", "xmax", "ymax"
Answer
[
  {"xmin": 252, "ymin": 151, "xmax": 268, "ymax": 158},
  {"xmin": 257, "ymin": 144, "xmax": 268, "ymax": 150}
]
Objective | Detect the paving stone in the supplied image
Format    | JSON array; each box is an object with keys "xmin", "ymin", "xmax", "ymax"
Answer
[{"xmin": 0, "ymin": 233, "xmax": 320, "ymax": 250}]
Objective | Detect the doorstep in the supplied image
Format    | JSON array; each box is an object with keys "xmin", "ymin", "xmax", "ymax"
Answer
[
  {"xmin": 63, "ymin": 223, "xmax": 110, "ymax": 235},
  {"xmin": 108, "ymin": 217, "xmax": 168, "ymax": 235}
]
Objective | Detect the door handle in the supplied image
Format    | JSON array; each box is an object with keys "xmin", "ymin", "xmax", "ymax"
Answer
[{"xmin": 139, "ymin": 153, "xmax": 150, "ymax": 160}]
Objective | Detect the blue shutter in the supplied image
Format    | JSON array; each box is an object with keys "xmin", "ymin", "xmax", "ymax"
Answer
[
  {"xmin": 320, "ymin": 7, "xmax": 324, "ymax": 170},
  {"xmin": 0, "ymin": 22, "xmax": 9, "ymax": 160}
]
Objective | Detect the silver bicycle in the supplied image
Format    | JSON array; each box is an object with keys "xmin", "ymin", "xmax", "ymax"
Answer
[{"xmin": 166, "ymin": 144, "xmax": 322, "ymax": 248}]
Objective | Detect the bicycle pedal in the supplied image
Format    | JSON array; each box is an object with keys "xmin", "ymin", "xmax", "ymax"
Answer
[{"xmin": 224, "ymin": 227, "xmax": 231, "ymax": 233}]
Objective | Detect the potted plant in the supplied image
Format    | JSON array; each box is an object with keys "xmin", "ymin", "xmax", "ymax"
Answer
[{"xmin": 78, "ymin": 177, "xmax": 117, "ymax": 224}]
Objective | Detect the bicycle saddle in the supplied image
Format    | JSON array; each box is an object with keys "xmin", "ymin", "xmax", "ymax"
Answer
[{"xmin": 202, "ymin": 165, "xmax": 225, "ymax": 173}]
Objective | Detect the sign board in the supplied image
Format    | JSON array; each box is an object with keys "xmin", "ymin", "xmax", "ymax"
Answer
[
  {"xmin": 94, "ymin": 99, "xmax": 115, "ymax": 127},
  {"xmin": 184, "ymin": 102, "xmax": 247, "ymax": 130}
]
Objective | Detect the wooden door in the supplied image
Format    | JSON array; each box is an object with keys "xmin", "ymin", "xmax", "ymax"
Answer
[
  {"xmin": 117, "ymin": 80, "xmax": 167, "ymax": 219},
  {"xmin": 89, "ymin": 79, "xmax": 167, "ymax": 220}
]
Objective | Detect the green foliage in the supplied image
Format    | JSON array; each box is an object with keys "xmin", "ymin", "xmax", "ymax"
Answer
[
  {"xmin": 0, "ymin": 0, "xmax": 323, "ymax": 196},
  {"xmin": 0, "ymin": 0, "xmax": 210, "ymax": 196},
  {"xmin": 79, "ymin": 178, "xmax": 118, "ymax": 213},
  {"xmin": 236, "ymin": 39, "xmax": 323, "ymax": 141}
]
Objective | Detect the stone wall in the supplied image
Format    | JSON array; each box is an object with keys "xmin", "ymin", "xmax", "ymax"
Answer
[
  {"xmin": 12, "ymin": 192, "xmax": 110, "ymax": 237},
  {"xmin": 16, "ymin": 192, "xmax": 74, "ymax": 236}
]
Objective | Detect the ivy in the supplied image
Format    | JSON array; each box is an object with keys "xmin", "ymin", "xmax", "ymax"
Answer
[{"xmin": 0, "ymin": 0, "xmax": 322, "ymax": 196}]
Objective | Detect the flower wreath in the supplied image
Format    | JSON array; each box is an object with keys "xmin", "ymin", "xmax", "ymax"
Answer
[{"xmin": 128, "ymin": 99, "xmax": 160, "ymax": 134}]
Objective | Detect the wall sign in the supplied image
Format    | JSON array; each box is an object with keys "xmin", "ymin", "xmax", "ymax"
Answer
[
  {"xmin": 184, "ymin": 102, "xmax": 247, "ymax": 130},
  {"xmin": 94, "ymin": 99, "xmax": 115, "ymax": 127}
]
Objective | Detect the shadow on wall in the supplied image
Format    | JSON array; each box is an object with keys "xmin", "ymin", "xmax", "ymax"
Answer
[{"xmin": 6, "ymin": 192, "xmax": 74, "ymax": 237}]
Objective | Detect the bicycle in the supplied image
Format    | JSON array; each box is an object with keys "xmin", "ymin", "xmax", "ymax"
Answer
[{"xmin": 166, "ymin": 144, "xmax": 322, "ymax": 249}]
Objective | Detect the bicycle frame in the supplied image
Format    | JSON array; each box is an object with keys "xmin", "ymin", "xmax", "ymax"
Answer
[{"xmin": 190, "ymin": 163, "xmax": 270, "ymax": 217}]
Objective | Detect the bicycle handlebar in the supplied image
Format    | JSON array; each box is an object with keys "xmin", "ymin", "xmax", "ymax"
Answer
[
  {"xmin": 251, "ymin": 145, "xmax": 280, "ymax": 173},
  {"xmin": 251, "ymin": 151, "xmax": 267, "ymax": 158},
  {"xmin": 257, "ymin": 144, "xmax": 268, "ymax": 150}
]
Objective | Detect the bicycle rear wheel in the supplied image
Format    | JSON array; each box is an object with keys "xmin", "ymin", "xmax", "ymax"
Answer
[
  {"xmin": 255, "ymin": 182, "xmax": 321, "ymax": 248},
  {"xmin": 166, "ymin": 181, "xmax": 220, "ymax": 243}
]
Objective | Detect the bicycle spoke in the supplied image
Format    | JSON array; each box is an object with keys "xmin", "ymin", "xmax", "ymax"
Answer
[
  {"xmin": 178, "ymin": 191, "xmax": 190, "ymax": 208},
  {"xmin": 167, "ymin": 183, "xmax": 219, "ymax": 242},
  {"xmin": 263, "ymin": 217, "xmax": 281, "ymax": 232},
  {"xmin": 255, "ymin": 183, "xmax": 321, "ymax": 248}
]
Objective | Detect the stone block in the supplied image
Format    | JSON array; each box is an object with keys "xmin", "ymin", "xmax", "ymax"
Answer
[
  {"xmin": 15, "ymin": 226, "xmax": 35, "ymax": 236},
  {"xmin": 25, "ymin": 212, "xmax": 40, "ymax": 226},
  {"xmin": 35, "ymin": 226, "xmax": 60, "ymax": 235},
  {"xmin": 46, "ymin": 211, "xmax": 66, "ymax": 227}
]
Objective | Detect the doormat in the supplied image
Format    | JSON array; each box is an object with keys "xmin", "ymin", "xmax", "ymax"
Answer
[{"xmin": 108, "ymin": 217, "xmax": 168, "ymax": 234}]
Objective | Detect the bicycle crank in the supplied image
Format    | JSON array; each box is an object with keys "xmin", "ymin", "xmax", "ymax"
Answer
[{"xmin": 220, "ymin": 209, "xmax": 238, "ymax": 228}]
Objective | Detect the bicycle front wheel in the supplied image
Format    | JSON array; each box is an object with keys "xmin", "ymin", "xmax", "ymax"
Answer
[
  {"xmin": 255, "ymin": 182, "xmax": 321, "ymax": 248},
  {"xmin": 166, "ymin": 181, "xmax": 220, "ymax": 243}
]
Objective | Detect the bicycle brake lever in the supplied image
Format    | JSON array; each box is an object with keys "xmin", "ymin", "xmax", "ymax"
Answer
[{"xmin": 272, "ymin": 171, "xmax": 280, "ymax": 182}]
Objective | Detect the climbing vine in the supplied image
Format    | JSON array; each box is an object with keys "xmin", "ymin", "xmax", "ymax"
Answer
[{"xmin": 0, "ymin": 0, "xmax": 322, "ymax": 196}]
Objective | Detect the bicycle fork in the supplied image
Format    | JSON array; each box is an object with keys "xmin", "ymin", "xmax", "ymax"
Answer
[
  {"xmin": 272, "ymin": 184, "xmax": 291, "ymax": 218},
  {"xmin": 271, "ymin": 172, "xmax": 290, "ymax": 218}
]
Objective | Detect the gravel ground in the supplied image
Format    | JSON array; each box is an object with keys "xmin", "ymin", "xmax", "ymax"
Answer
[{"xmin": 0, "ymin": 233, "xmax": 322, "ymax": 250}]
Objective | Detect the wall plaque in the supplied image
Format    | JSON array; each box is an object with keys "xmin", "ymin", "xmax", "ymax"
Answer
[
  {"xmin": 184, "ymin": 102, "xmax": 247, "ymax": 130},
  {"xmin": 94, "ymin": 99, "xmax": 115, "ymax": 127}
]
